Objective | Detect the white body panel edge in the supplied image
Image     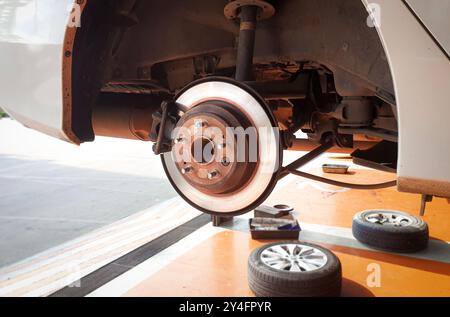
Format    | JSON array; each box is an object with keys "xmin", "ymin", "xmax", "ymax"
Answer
[
  {"xmin": 0, "ymin": 0, "xmax": 73, "ymax": 142},
  {"xmin": 362, "ymin": 0, "xmax": 450, "ymax": 195}
]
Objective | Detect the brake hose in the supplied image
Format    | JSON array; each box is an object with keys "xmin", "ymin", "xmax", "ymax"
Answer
[{"xmin": 288, "ymin": 169, "xmax": 397, "ymax": 190}]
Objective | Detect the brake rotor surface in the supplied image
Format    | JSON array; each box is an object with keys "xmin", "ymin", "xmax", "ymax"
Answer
[{"xmin": 162, "ymin": 77, "xmax": 281, "ymax": 215}]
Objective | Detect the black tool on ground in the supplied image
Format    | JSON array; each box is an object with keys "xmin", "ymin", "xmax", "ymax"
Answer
[{"xmin": 250, "ymin": 218, "xmax": 300, "ymax": 240}]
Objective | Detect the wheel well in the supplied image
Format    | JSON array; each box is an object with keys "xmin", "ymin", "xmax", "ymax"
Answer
[{"xmin": 69, "ymin": 0, "xmax": 395, "ymax": 143}]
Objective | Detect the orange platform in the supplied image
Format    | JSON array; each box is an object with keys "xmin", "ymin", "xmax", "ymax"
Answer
[{"xmin": 116, "ymin": 158, "xmax": 450, "ymax": 297}]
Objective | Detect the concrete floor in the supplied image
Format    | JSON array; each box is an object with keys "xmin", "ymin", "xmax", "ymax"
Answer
[{"xmin": 0, "ymin": 119, "xmax": 177, "ymax": 268}]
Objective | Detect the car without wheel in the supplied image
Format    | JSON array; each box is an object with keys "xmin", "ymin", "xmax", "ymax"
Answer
[{"xmin": 0, "ymin": 0, "xmax": 449, "ymax": 216}]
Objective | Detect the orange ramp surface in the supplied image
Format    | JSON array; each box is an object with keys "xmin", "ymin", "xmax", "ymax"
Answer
[{"xmin": 122, "ymin": 165, "xmax": 450, "ymax": 297}]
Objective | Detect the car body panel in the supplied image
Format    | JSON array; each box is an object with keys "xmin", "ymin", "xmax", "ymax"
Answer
[
  {"xmin": 0, "ymin": 0, "xmax": 76, "ymax": 143},
  {"xmin": 362, "ymin": 0, "xmax": 450, "ymax": 196},
  {"xmin": 406, "ymin": 0, "xmax": 450, "ymax": 57}
]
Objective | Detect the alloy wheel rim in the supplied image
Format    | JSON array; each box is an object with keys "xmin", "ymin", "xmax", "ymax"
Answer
[{"xmin": 260, "ymin": 244, "xmax": 328, "ymax": 272}]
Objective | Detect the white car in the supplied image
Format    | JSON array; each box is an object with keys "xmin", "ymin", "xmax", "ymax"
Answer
[{"xmin": 1, "ymin": 0, "xmax": 449, "ymax": 215}]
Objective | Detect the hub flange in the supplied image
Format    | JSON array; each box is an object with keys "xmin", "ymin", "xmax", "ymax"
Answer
[{"xmin": 172, "ymin": 102, "xmax": 257, "ymax": 196}]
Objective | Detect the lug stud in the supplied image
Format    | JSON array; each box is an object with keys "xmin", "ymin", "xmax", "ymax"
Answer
[
  {"xmin": 174, "ymin": 137, "xmax": 185, "ymax": 144},
  {"xmin": 181, "ymin": 166, "xmax": 193, "ymax": 175},
  {"xmin": 194, "ymin": 120, "xmax": 208, "ymax": 129},
  {"xmin": 221, "ymin": 157, "xmax": 231, "ymax": 167},
  {"xmin": 207, "ymin": 170, "xmax": 220, "ymax": 180}
]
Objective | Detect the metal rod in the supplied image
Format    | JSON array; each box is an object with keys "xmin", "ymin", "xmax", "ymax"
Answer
[
  {"xmin": 420, "ymin": 194, "xmax": 433, "ymax": 216},
  {"xmin": 289, "ymin": 170, "xmax": 397, "ymax": 190},
  {"xmin": 338, "ymin": 127, "xmax": 398, "ymax": 143},
  {"xmin": 235, "ymin": 5, "xmax": 258, "ymax": 81},
  {"xmin": 279, "ymin": 139, "xmax": 397, "ymax": 190},
  {"xmin": 289, "ymin": 138, "xmax": 377, "ymax": 153},
  {"xmin": 278, "ymin": 141, "xmax": 334, "ymax": 179}
]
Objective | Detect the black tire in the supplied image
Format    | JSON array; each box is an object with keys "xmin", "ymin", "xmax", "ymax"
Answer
[
  {"xmin": 352, "ymin": 210, "xmax": 429, "ymax": 253},
  {"xmin": 248, "ymin": 241, "xmax": 342, "ymax": 297}
]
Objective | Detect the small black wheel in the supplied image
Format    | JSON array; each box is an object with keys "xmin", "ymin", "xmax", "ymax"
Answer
[
  {"xmin": 352, "ymin": 210, "xmax": 429, "ymax": 253},
  {"xmin": 248, "ymin": 241, "xmax": 342, "ymax": 297}
]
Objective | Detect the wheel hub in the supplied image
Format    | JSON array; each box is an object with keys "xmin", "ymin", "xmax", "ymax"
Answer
[
  {"xmin": 172, "ymin": 101, "xmax": 258, "ymax": 196},
  {"xmin": 364, "ymin": 211, "xmax": 414, "ymax": 227}
]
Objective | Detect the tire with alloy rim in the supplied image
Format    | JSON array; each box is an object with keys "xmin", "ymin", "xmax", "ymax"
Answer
[
  {"xmin": 352, "ymin": 210, "xmax": 429, "ymax": 253},
  {"xmin": 162, "ymin": 77, "xmax": 281, "ymax": 216},
  {"xmin": 248, "ymin": 242, "xmax": 342, "ymax": 297}
]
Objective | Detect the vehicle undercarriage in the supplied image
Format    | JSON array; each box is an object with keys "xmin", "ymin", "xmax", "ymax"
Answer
[{"xmin": 69, "ymin": 0, "xmax": 401, "ymax": 215}]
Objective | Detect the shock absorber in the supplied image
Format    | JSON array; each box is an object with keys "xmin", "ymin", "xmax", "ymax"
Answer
[{"xmin": 224, "ymin": 0, "xmax": 275, "ymax": 81}]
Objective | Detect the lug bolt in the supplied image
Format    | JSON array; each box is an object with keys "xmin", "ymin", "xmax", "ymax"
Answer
[
  {"xmin": 181, "ymin": 166, "xmax": 193, "ymax": 175},
  {"xmin": 194, "ymin": 120, "xmax": 208, "ymax": 129},
  {"xmin": 207, "ymin": 170, "xmax": 220, "ymax": 180},
  {"xmin": 221, "ymin": 157, "xmax": 231, "ymax": 167},
  {"xmin": 174, "ymin": 137, "xmax": 185, "ymax": 144}
]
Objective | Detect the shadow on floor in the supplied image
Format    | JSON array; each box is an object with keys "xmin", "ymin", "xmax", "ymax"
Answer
[
  {"xmin": 341, "ymin": 278, "xmax": 375, "ymax": 297},
  {"xmin": 0, "ymin": 154, "xmax": 177, "ymax": 268}
]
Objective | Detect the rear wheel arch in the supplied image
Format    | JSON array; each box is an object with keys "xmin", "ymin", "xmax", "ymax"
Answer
[{"xmin": 64, "ymin": 0, "xmax": 396, "ymax": 143}]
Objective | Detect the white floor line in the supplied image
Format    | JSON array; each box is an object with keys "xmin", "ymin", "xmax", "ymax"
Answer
[
  {"xmin": 225, "ymin": 217, "xmax": 450, "ymax": 264},
  {"xmin": 87, "ymin": 177, "xmax": 295, "ymax": 297},
  {"xmin": 0, "ymin": 199, "xmax": 201, "ymax": 296},
  {"xmin": 0, "ymin": 209, "xmax": 198, "ymax": 296},
  {"xmin": 0, "ymin": 198, "xmax": 180, "ymax": 280},
  {"xmin": 87, "ymin": 223, "xmax": 226, "ymax": 297},
  {"xmin": 0, "ymin": 216, "xmax": 109, "ymax": 225}
]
